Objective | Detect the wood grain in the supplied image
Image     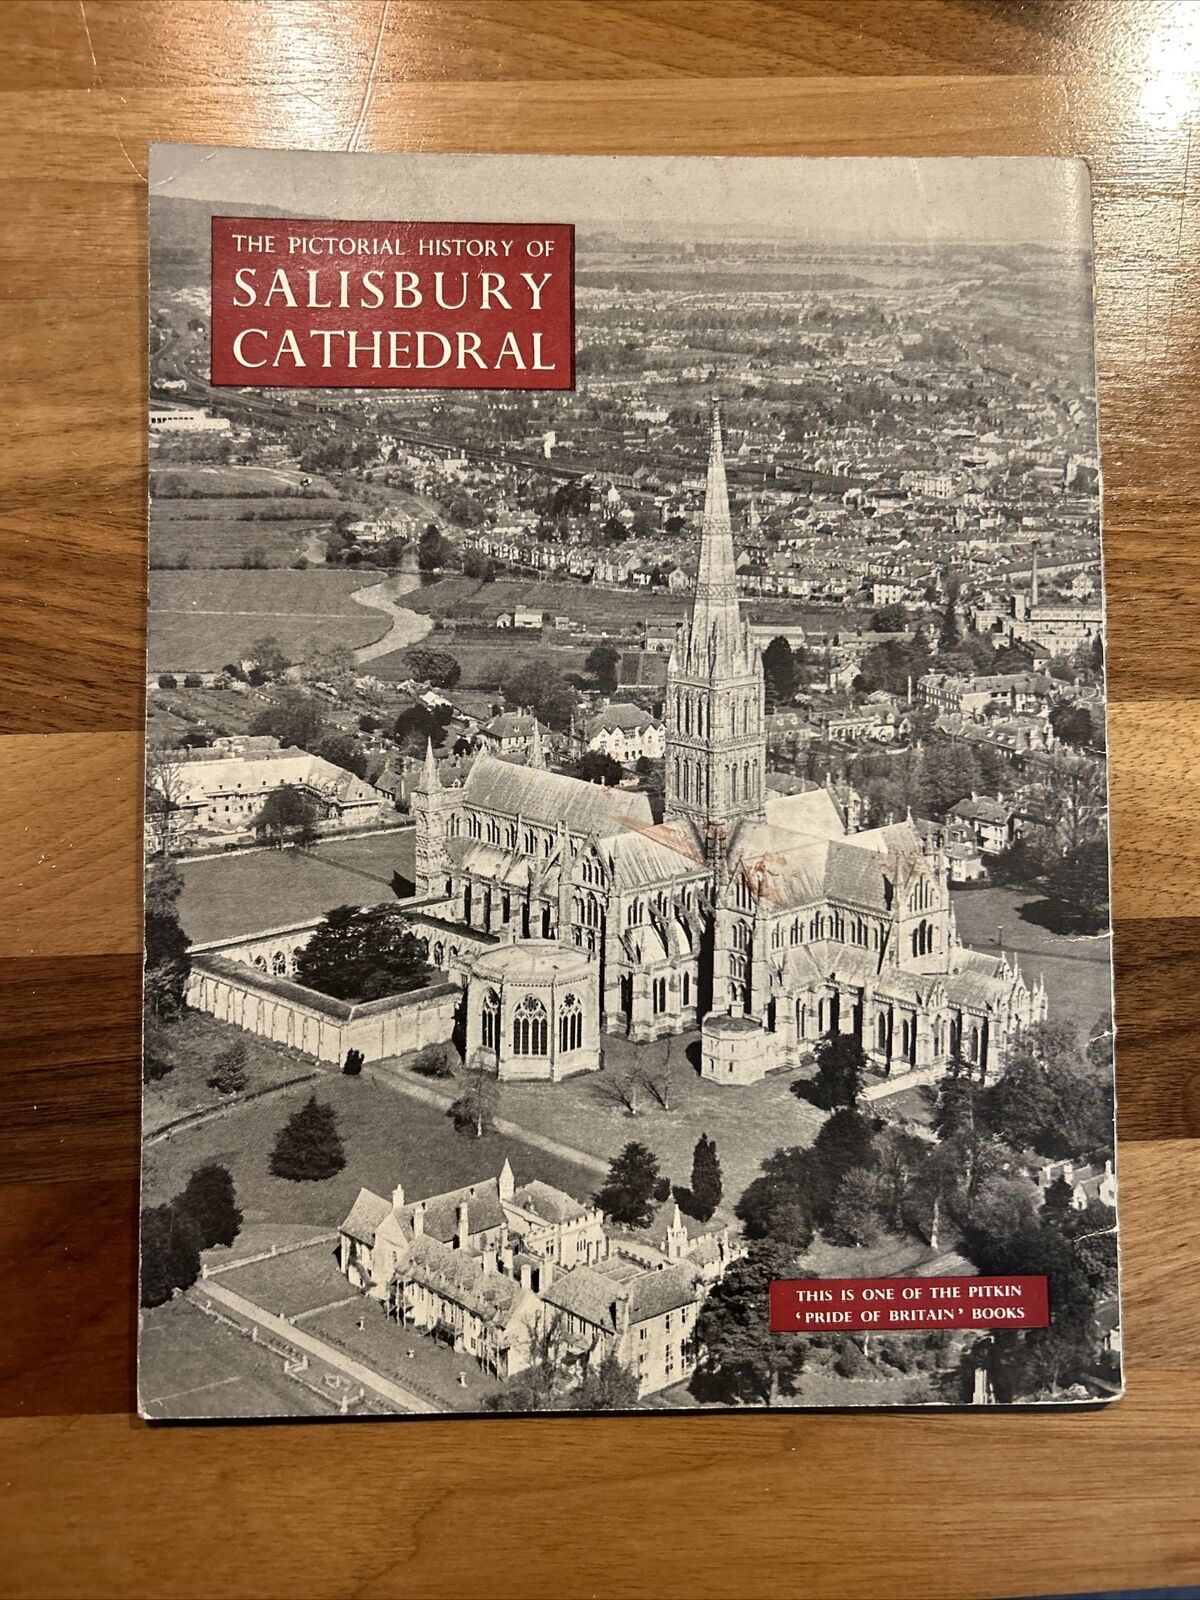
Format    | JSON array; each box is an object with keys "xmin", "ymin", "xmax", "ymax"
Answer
[{"xmin": 1, "ymin": 2, "xmax": 1198, "ymax": 1596}]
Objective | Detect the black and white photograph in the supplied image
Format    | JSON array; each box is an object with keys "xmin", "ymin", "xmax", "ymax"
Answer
[{"xmin": 139, "ymin": 148, "xmax": 1118, "ymax": 1420}]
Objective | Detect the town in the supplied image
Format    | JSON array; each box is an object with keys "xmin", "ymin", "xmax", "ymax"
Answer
[{"xmin": 139, "ymin": 215, "xmax": 1117, "ymax": 1420}]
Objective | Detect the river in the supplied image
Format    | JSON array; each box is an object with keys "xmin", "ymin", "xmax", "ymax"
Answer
[{"xmin": 350, "ymin": 572, "xmax": 433, "ymax": 665}]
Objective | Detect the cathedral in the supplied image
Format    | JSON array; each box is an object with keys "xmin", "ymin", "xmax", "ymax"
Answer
[{"xmin": 410, "ymin": 405, "xmax": 1046, "ymax": 1094}]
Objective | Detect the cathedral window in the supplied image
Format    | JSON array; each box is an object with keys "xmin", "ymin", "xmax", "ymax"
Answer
[
  {"xmin": 481, "ymin": 989, "xmax": 500, "ymax": 1053},
  {"xmin": 877, "ymin": 1013, "xmax": 888, "ymax": 1052},
  {"xmin": 682, "ymin": 972, "xmax": 691, "ymax": 1007},
  {"xmin": 253, "ymin": 955, "xmax": 267, "ymax": 972},
  {"xmin": 512, "ymin": 995, "xmax": 548, "ymax": 1056},
  {"xmin": 652, "ymin": 977, "xmax": 667, "ymax": 1014},
  {"xmin": 559, "ymin": 993, "xmax": 583, "ymax": 1052},
  {"xmin": 732, "ymin": 920, "xmax": 750, "ymax": 951},
  {"xmin": 731, "ymin": 763, "xmax": 740, "ymax": 801},
  {"xmin": 790, "ymin": 919, "xmax": 800, "ymax": 945},
  {"xmin": 271, "ymin": 951, "xmax": 287, "ymax": 976},
  {"xmin": 433, "ymin": 942, "xmax": 445, "ymax": 967},
  {"xmin": 796, "ymin": 1001, "xmax": 808, "ymax": 1038}
]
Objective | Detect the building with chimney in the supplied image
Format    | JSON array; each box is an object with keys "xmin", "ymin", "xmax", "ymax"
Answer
[
  {"xmin": 337, "ymin": 1162, "xmax": 735, "ymax": 1395},
  {"xmin": 409, "ymin": 403, "xmax": 1046, "ymax": 1093}
]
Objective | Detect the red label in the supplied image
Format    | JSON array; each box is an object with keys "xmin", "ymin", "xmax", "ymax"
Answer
[
  {"xmin": 210, "ymin": 217, "xmax": 575, "ymax": 390},
  {"xmin": 769, "ymin": 1276, "xmax": 1050, "ymax": 1332}
]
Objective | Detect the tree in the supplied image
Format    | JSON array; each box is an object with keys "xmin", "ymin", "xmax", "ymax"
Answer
[
  {"xmin": 812, "ymin": 1030, "xmax": 867, "ymax": 1109},
  {"xmin": 412, "ymin": 1043, "xmax": 455, "ymax": 1078},
  {"xmin": 145, "ymin": 742, "xmax": 188, "ymax": 855},
  {"xmin": 870, "ymin": 603, "xmax": 909, "ymax": 633},
  {"xmin": 303, "ymin": 643, "xmax": 357, "ymax": 684},
  {"xmin": 451, "ymin": 1054, "xmax": 500, "ymax": 1138},
  {"xmin": 484, "ymin": 1314, "xmax": 572, "ymax": 1411},
  {"xmin": 938, "ymin": 574, "xmax": 961, "ymax": 652},
  {"xmin": 734, "ymin": 1145, "xmax": 818, "ymax": 1247},
  {"xmin": 270, "ymin": 1094, "xmax": 346, "ymax": 1181},
  {"xmin": 692, "ymin": 1242, "xmax": 810, "ymax": 1407},
  {"xmin": 401, "ymin": 646, "xmax": 462, "ymax": 689},
  {"xmin": 248, "ymin": 635, "xmax": 289, "ymax": 677},
  {"xmin": 572, "ymin": 750, "xmax": 622, "ymax": 786},
  {"xmin": 809, "ymin": 1108, "xmax": 879, "ymax": 1222},
  {"xmin": 595, "ymin": 1141, "xmax": 661, "ymax": 1228},
  {"xmin": 293, "ymin": 904, "xmax": 428, "ymax": 1001},
  {"xmin": 1049, "ymin": 700, "xmax": 1095, "ymax": 751},
  {"xmin": 761, "ymin": 636, "xmax": 798, "ymax": 706},
  {"xmin": 177, "ymin": 1163, "xmax": 242, "ymax": 1249},
  {"xmin": 250, "ymin": 688, "xmax": 326, "ymax": 751},
  {"xmin": 393, "ymin": 701, "xmax": 453, "ymax": 756},
  {"xmin": 920, "ymin": 741, "xmax": 981, "ymax": 815},
  {"xmin": 585, "ymin": 643, "xmax": 620, "ymax": 696},
  {"xmin": 207, "ymin": 1040, "xmax": 248, "ymax": 1096},
  {"xmin": 571, "ymin": 1349, "xmax": 642, "ymax": 1410},
  {"xmin": 140, "ymin": 1203, "xmax": 201, "ymax": 1307},
  {"xmin": 316, "ymin": 730, "xmax": 369, "ymax": 779},
  {"xmin": 254, "ymin": 783, "xmax": 321, "ymax": 848},
  {"xmin": 418, "ymin": 525, "xmax": 454, "ymax": 570},
  {"xmin": 144, "ymin": 865, "xmax": 191, "ymax": 1025},
  {"xmin": 827, "ymin": 1166, "xmax": 888, "ymax": 1247},
  {"xmin": 1044, "ymin": 836, "xmax": 1110, "ymax": 933},
  {"xmin": 688, "ymin": 1133, "xmax": 723, "ymax": 1222},
  {"xmin": 499, "ymin": 657, "xmax": 579, "ymax": 729}
]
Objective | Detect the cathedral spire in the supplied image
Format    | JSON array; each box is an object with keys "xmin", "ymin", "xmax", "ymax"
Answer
[
  {"xmin": 418, "ymin": 737, "xmax": 440, "ymax": 791},
  {"xmin": 687, "ymin": 399, "xmax": 742, "ymax": 670}
]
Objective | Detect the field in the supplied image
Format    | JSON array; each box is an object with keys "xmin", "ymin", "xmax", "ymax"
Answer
[
  {"xmin": 138, "ymin": 1295, "xmax": 323, "ymax": 1420},
  {"xmin": 148, "ymin": 569, "xmax": 399, "ymax": 671},
  {"xmin": 950, "ymin": 883, "xmax": 1113, "ymax": 1042},
  {"xmin": 149, "ymin": 461, "xmax": 349, "ymax": 568},
  {"xmin": 404, "ymin": 573, "xmax": 867, "ymax": 640},
  {"xmin": 140, "ymin": 1063, "xmax": 602, "ymax": 1229},
  {"xmin": 179, "ymin": 830, "xmax": 415, "ymax": 944},
  {"xmin": 370, "ymin": 635, "xmax": 595, "ymax": 691}
]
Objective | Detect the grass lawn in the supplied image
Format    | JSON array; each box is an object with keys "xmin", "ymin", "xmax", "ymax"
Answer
[
  {"xmin": 143, "ymin": 1010, "xmax": 319, "ymax": 1135},
  {"xmin": 951, "ymin": 883, "xmax": 1113, "ymax": 1043},
  {"xmin": 370, "ymin": 636, "xmax": 595, "ymax": 692},
  {"xmin": 148, "ymin": 569, "xmax": 396, "ymax": 671},
  {"xmin": 210, "ymin": 1240, "xmax": 352, "ymax": 1321},
  {"xmin": 178, "ymin": 830, "xmax": 415, "ymax": 944},
  {"xmin": 426, "ymin": 1030, "xmax": 830, "ymax": 1217},
  {"xmin": 302, "ymin": 1291, "xmax": 501, "ymax": 1411},
  {"xmin": 139, "ymin": 1296, "xmax": 318, "ymax": 1419},
  {"xmin": 141, "ymin": 1067, "xmax": 603, "ymax": 1232}
]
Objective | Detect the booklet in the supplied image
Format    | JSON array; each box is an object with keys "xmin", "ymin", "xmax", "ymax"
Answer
[{"xmin": 140, "ymin": 146, "xmax": 1118, "ymax": 1417}]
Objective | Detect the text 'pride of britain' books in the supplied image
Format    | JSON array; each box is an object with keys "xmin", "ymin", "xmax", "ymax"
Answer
[{"xmin": 140, "ymin": 145, "xmax": 1119, "ymax": 1419}]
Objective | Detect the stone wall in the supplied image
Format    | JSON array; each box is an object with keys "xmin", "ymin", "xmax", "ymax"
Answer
[{"xmin": 188, "ymin": 953, "xmax": 459, "ymax": 1066}]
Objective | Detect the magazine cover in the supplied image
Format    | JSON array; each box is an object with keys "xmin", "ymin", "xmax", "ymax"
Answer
[{"xmin": 140, "ymin": 147, "xmax": 1119, "ymax": 1418}]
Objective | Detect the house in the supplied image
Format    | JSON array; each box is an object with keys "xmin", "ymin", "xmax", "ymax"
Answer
[
  {"xmin": 480, "ymin": 712, "xmax": 548, "ymax": 760},
  {"xmin": 144, "ymin": 735, "xmax": 386, "ymax": 846},
  {"xmin": 950, "ymin": 793, "xmax": 1016, "ymax": 854},
  {"xmin": 338, "ymin": 1164, "xmax": 735, "ymax": 1397},
  {"xmin": 577, "ymin": 704, "xmax": 666, "ymax": 766}
]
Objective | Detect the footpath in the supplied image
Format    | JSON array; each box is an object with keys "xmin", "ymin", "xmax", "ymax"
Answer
[
  {"xmin": 197, "ymin": 1277, "xmax": 442, "ymax": 1415},
  {"xmin": 365, "ymin": 1059, "xmax": 609, "ymax": 1178}
]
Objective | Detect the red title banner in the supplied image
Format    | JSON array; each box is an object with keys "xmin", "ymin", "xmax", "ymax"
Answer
[
  {"xmin": 770, "ymin": 1276, "xmax": 1050, "ymax": 1333},
  {"xmin": 210, "ymin": 217, "xmax": 575, "ymax": 390}
]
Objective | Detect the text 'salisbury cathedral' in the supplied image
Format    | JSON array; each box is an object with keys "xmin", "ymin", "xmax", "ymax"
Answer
[{"xmin": 411, "ymin": 405, "xmax": 1046, "ymax": 1094}]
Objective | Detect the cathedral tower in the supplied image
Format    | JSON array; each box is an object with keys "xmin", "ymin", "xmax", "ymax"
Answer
[
  {"xmin": 665, "ymin": 401, "xmax": 766, "ymax": 853},
  {"xmin": 411, "ymin": 739, "xmax": 451, "ymax": 897}
]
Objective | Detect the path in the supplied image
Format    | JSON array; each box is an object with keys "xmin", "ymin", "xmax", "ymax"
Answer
[
  {"xmin": 366, "ymin": 1059, "xmax": 610, "ymax": 1178},
  {"xmin": 196, "ymin": 1278, "xmax": 442, "ymax": 1415},
  {"xmin": 351, "ymin": 573, "xmax": 432, "ymax": 664}
]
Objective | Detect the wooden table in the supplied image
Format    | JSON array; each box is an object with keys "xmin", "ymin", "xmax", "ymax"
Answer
[{"xmin": 2, "ymin": 3, "xmax": 1198, "ymax": 1596}]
